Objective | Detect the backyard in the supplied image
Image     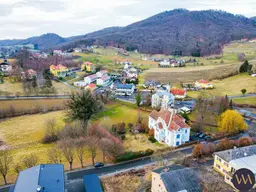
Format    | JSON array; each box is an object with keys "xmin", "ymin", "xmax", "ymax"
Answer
[{"xmin": 0, "ymin": 102, "xmax": 160, "ymax": 185}]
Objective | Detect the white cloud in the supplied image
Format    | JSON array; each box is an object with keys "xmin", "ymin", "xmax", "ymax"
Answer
[{"xmin": 0, "ymin": 0, "xmax": 255, "ymax": 39}]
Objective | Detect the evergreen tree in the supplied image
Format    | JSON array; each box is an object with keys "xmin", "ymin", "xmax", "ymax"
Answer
[{"xmin": 229, "ymin": 99, "xmax": 233, "ymax": 110}]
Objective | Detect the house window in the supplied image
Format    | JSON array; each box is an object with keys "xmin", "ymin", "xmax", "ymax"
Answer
[
  {"xmin": 224, "ymin": 162, "xmax": 229, "ymax": 167},
  {"xmin": 176, "ymin": 141, "xmax": 180, "ymax": 146},
  {"xmin": 216, "ymin": 164, "xmax": 221, "ymax": 169},
  {"xmin": 176, "ymin": 134, "xmax": 180, "ymax": 139},
  {"xmin": 185, "ymin": 129, "xmax": 187, "ymax": 133},
  {"xmin": 217, "ymin": 157, "xmax": 222, "ymax": 163}
]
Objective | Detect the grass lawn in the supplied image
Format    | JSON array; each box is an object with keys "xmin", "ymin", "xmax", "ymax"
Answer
[
  {"xmin": 0, "ymin": 102, "xmax": 155, "ymax": 185},
  {"xmin": 187, "ymin": 74, "xmax": 256, "ymax": 98},
  {"xmin": 203, "ymin": 74, "xmax": 255, "ymax": 96},
  {"xmin": 232, "ymin": 96, "xmax": 256, "ymax": 105},
  {"xmin": 0, "ymin": 99, "xmax": 67, "ymax": 111},
  {"xmin": 0, "ymin": 78, "xmax": 73, "ymax": 96}
]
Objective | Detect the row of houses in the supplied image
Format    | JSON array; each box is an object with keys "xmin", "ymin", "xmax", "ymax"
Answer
[{"xmin": 159, "ymin": 59, "xmax": 185, "ymax": 68}]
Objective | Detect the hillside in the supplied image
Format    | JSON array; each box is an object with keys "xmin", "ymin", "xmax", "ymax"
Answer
[
  {"xmin": 61, "ymin": 9, "xmax": 256, "ymax": 56},
  {"xmin": 0, "ymin": 33, "xmax": 67, "ymax": 50},
  {"xmin": 1, "ymin": 9, "xmax": 256, "ymax": 55}
]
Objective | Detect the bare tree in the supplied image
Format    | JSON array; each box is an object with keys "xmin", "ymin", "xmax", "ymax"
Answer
[
  {"xmin": 74, "ymin": 138, "xmax": 87, "ymax": 168},
  {"xmin": 23, "ymin": 154, "xmax": 38, "ymax": 168},
  {"xmin": 86, "ymin": 137, "xmax": 98, "ymax": 165},
  {"xmin": 0, "ymin": 150, "xmax": 12, "ymax": 185},
  {"xmin": 48, "ymin": 148, "xmax": 62, "ymax": 164},
  {"xmin": 14, "ymin": 163, "xmax": 22, "ymax": 174},
  {"xmin": 58, "ymin": 139, "xmax": 75, "ymax": 170},
  {"xmin": 42, "ymin": 118, "xmax": 58, "ymax": 143}
]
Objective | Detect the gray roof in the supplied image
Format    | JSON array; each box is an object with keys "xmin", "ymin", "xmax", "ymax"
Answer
[
  {"xmin": 161, "ymin": 167, "xmax": 202, "ymax": 192},
  {"xmin": 13, "ymin": 164, "xmax": 65, "ymax": 192},
  {"xmin": 214, "ymin": 144, "xmax": 256, "ymax": 162},
  {"xmin": 152, "ymin": 164, "xmax": 184, "ymax": 174}
]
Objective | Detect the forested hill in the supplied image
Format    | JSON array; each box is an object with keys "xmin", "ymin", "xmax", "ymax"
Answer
[{"xmin": 1, "ymin": 9, "xmax": 256, "ymax": 56}]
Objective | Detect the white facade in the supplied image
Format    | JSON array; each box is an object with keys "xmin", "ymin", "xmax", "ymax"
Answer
[
  {"xmin": 115, "ymin": 84, "xmax": 135, "ymax": 96},
  {"xmin": 96, "ymin": 75, "xmax": 111, "ymax": 86},
  {"xmin": 96, "ymin": 70, "xmax": 108, "ymax": 78},
  {"xmin": 74, "ymin": 81, "xmax": 87, "ymax": 87},
  {"xmin": 151, "ymin": 92, "xmax": 175, "ymax": 109},
  {"xmin": 0, "ymin": 64, "xmax": 12, "ymax": 73},
  {"xmin": 84, "ymin": 74, "xmax": 98, "ymax": 84},
  {"xmin": 159, "ymin": 60, "xmax": 170, "ymax": 67},
  {"xmin": 149, "ymin": 108, "xmax": 190, "ymax": 147}
]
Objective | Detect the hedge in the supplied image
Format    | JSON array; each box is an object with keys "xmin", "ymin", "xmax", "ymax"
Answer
[{"xmin": 115, "ymin": 149, "xmax": 154, "ymax": 163}]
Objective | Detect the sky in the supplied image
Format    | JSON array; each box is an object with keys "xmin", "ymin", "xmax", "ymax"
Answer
[{"xmin": 0, "ymin": 0, "xmax": 255, "ymax": 39}]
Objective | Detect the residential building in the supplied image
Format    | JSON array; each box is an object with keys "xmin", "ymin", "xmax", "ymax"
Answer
[
  {"xmin": 50, "ymin": 64, "xmax": 69, "ymax": 77},
  {"xmin": 81, "ymin": 61, "xmax": 93, "ymax": 72},
  {"xmin": 151, "ymin": 92, "xmax": 174, "ymax": 109},
  {"xmin": 159, "ymin": 60, "xmax": 170, "ymax": 67},
  {"xmin": 171, "ymin": 88, "xmax": 187, "ymax": 99},
  {"xmin": 74, "ymin": 48, "xmax": 82, "ymax": 53},
  {"xmin": 85, "ymin": 83, "xmax": 97, "ymax": 92},
  {"xmin": 96, "ymin": 70, "xmax": 108, "ymax": 78},
  {"xmin": 96, "ymin": 75, "xmax": 111, "ymax": 86},
  {"xmin": 53, "ymin": 50, "xmax": 63, "ymax": 56},
  {"xmin": 213, "ymin": 145, "xmax": 256, "ymax": 188},
  {"xmin": 0, "ymin": 59, "xmax": 12, "ymax": 73},
  {"xmin": 125, "ymin": 67, "xmax": 138, "ymax": 78},
  {"xmin": 74, "ymin": 81, "xmax": 88, "ymax": 87},
  {"xmin": 115, "ymin": 84, "xmax": 135, "ymax": 96},
  {"xmin": 148, "ymin": 108, "xmax": 190, "ymax": 147},
  {"xmin": 156, "ymin": 84, "xmax": 171, "ymax": 93},
  {"xmin": 84, "ymin": 74, "xmax": 98, "ymax": 84},
  {"xmin": 152, "ymin": 165, "xmax": 201, "ymax": 192},
  {"xmin": 195, "ymin": 79, "xmax": 213, "ymax": 89},
  {"xmin": 144, "ymin": 80, "xmax": 161, "ymax": 89},
  {"xmin": 83, "ymin": 174, "xmax": 103, "ymax": 192},
  {"xmin": 9, "ymin": 164, "xmax": 65, "ymax": 192}
]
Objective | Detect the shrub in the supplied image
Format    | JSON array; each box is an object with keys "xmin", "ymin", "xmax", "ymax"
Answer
[
  {"xmin": 148, "ymin": 129, "xmax": 154, "ymax": 137},
  {"xmin": 148, "ymin": 136, "xmax": 157, "ymax": 143},
  {"xmin": 115, "ymin": 149, "xmax": 154, "ymax": 162},
  {"xmin": 238, "ymin": 137, "xmax": 253, "ymax": 147}
]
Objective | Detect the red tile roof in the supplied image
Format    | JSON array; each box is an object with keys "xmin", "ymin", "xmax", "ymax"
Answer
[
  {"xmin": 87, "ymin": 84, "xmax": 96, "ymax": 89},
  {"xmin": 198, "ymin": 79, "xmax": 209, "ymax": 84},
  {"xmin": 51, "ymin": 64, "xmax": 67, "ymax": 70},
  {"xmin": 149, "ymin": 109, "xmax": 190, "ymax": 131},
  {"xmin": 171, "ymin": 88, "xmax": 186, "ymax": 96}
]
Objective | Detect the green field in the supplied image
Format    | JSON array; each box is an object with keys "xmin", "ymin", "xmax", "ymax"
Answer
[
  {"xmin": 187, "ymin": 74, "xmax": 256, "ymax": 98},
  {"xmin": 232, "ymin": 96, "xmax": 256, "ymax": 105},
  {"xmin": 0, "ymin": 78, "xmax": 74, "ymax": 96},
  {"xmin": 0, "ymin": 103, "xmax": 152, "ymax": 185}
]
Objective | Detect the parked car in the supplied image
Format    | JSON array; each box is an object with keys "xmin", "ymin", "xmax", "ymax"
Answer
[
  {"xmin": 204, "ymin": 135, "xmax": 211, "ymax": 140},
  {"xmin": 94, "ymin": 162, "xmax": 104, "ymax": 168},
  {"xmin": 198, "ymin": 133, "xmax": 206, "ymax": 138},
  {"xmin": 194, "ymin": 132, "xmax": 202, "ymax": 137}
]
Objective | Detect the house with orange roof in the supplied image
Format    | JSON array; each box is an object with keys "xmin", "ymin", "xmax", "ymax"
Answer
[
  {"xmin": 50, "ymin": 64, "xmax": 69, "ymax": 77},
  {"xmin": 148, "ymin": 108, "xmax": 191, "ymax": 147},
  {"xmin": 85, "ymin": 83, "xmax": 97, "ymax": 92},
  {"xmin": 171, "ymin": 88, "xmax": 187, "ymax": 99},
  {"xmin": 195, "ymin": 79, "xmax": 213, "ymax": 89}
]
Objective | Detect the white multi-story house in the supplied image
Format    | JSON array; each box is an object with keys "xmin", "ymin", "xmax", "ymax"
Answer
[
  {"xmin": 151, "ymin": 92, "xmax": 174, "ymax": 109},
  {"xmin": 149, "ymin": 108, "xmax": 191, "ymax": 147},
  {"xmin": 84, "ymin": 74, "xmax": 98, "ymax": 84},
  {"xmin": 96, "ymin": 75, "xmax": 111, "ymax": 86},
  {"xmin": 0, "ymin": 60, "xmax": 12, "ymax": 73},
  {"xmin": 115, "ymin": 84, "xmax": 135, "ymax": 96},
  {"xmin": 96, "ymin": 70, "xmax": 108, "ymax": 78}
]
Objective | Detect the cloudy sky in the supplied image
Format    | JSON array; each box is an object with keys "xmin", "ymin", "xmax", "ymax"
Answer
[{"xmin": 0, "ymin": 0, "xmax": 255, "ymax": 39}]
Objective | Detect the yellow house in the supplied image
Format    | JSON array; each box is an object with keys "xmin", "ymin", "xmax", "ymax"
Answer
[
  {"xmin": 81, "ymin": 62, "xmax": 93, "ymax": 72},
  {"xmin": 213, "ymin": 145, "xmax": 256, "ymax": 189},
  {"xmin": 50, "ymin": 64, "xmax": 69, "ymax": 77}
]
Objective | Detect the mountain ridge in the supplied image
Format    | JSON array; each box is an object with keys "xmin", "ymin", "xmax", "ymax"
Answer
[{"xmin": 1, "ymin": 9, "xmax": 256, "ymax": 56}]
